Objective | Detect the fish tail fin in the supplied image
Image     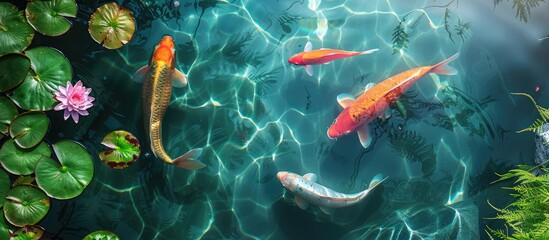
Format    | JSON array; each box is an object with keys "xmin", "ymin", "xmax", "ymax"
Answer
[
  {"xmin": 431, "ymin": 53, "xmax": 460, "ymax": 75},
  {"xmin": 359, "ymin": 48, "xmax": 379, "ymax": 55},
  {"xmin": 172, "ymin": 148, "xmax": 206, "ymax": 170}
]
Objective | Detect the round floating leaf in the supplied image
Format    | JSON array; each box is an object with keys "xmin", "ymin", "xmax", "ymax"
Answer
[
  {"xmin": 0, "ymin": 97, "xmax": 18, "ymax": 134},
  {"xmin": 9, "ymin": 47, "xmax": 72, "ymax": 111},
  {"xmin": 11, "ymin": 225, "xmax": 45, "ymax": 240},
  {"xmin": 13, "ymin": 175, "xmax": 36, "ymax": 187},
  {"xmin": 25, "ymin": 0, "xmax": 77, "ymax": 36},
  {"xmin": 3, "ymin": 185, "xmax": 50, "ymax": 227},
  {"xmin": 0, "ymin": 168, "xmax": 9, "ymax": 207},
  {"xmin": 0, "ymin": 2, "xmax": 34, "ymax": 57},
  {"xmin": 0, "ymin": 53, "xmax": 30, "ymax": 92},
  {"xmin": 36, "ymin": 140, "xmax": 94, "ymax": 200},
  {"xmin": 83, "ymin": 230, "xmax": 120, "ymax": 240},
  {"xmin": 9, "ymin": 112, "xmax": 49, "ymax": 149},
  {"xmin": 0, "ymin": 211, "xmax": 9, "ymax": 240},
  {"xmin": 99, "ymin": 130, "xmax": 140, "ymax": 169},
  {"xmin": 0, "ymin": 139, "xmax": 51, "ymax": 175},
  {"xmin": 88, "ymin": 2, "xmax": 135, "ymax": 49}
]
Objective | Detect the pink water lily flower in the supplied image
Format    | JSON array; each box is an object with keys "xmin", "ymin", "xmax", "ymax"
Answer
[{"xmin": 53, "ymin": 81, "xmax": 95, "ymax": 123}]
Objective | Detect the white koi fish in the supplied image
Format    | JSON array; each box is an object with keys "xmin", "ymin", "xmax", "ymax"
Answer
[{"xmin": 277, "ymin": 171, "xmax": 386, "ymax": 214}]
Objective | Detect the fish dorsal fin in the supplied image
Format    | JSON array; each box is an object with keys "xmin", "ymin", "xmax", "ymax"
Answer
[
  {"xmin": 172, "ymin": 69, "xmax": 188, "ymax": 88},
  {"xmin": 357, "ymin": 125, "xmax": 372, "ymax": 148},
  {"xmin": 295, "ymin": 196, "xmax": 309, "ymax": 209},
  {"xmin": 337, "ymin": 93, "xmax": 355, "ymax": 108},
  {"xmin": 133, "ymin": 65, "xmax": 149, "ymax": 83},
  {"xmin": 320, "ymin": 207, "xmax": 335, "ymax": 215},
  {"xmin": 305, "ymin": 65, "xmax": 313, "ymax": 76},
  {"xmin": 364, "ymin": 82, "xmax": 375, "ymax": 92},
  {"xmin": 303, "ymin": 173, "xmax": 317, "ymax": 182},
  {"xmin": 304, "ymin": 41, "xmax": 313, "ymax": 52}
]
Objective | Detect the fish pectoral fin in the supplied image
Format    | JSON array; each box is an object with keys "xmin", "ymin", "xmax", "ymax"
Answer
[
  {"xmin": 172, "ymin": 69, "xmax": 188, "ymax": 88},
  {"xmin": 320, "ymin": 207, "xmax": 335, "ymax": 215},
  {"xmin": 133, "ymin": 65, "xmax": 149, "ymax": 83},
  {"xmin": 364, "ymin": 82, "xmax": 375, "ymax": 92},
  {"xmin": 303, "ymin": 173, "xmax": 318, "ymax": 182},
  {"xmin": 369, "ymin": 173, "xmax": 386, "ymax": 189},
  {"xmin": 295, "ymin": 196, "xmax": 309, "ymax": 210},
  {"xmin": 172, "ymin": 148, "xmax": 205, "ymax": 170},
  {"xmin": 357, "ymin": 125, "xmax": 373, "ymax": 148},
  {"xmin": 304, "ymin": 41, "xmax": 313, "ymax": 52},
  {"xmin": 337, "ymin": 93, "xmax": 355, "ymax": 108},
  {"xmin": 305, "ymin": 65, "xmax": 313, "ymax": 76},
  {"xmin": 379, "ymin": 108, "xmax": 391, "ymax": 120}
]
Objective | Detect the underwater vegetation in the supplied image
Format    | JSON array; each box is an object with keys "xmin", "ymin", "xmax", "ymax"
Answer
[{"xmin": 486, "ymin": 93, "xmax": 549, "ymax": 239}]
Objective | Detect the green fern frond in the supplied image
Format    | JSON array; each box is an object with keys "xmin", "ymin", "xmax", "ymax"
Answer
[
  {"xmin": 392, "ymin": 19, "xmax": 410, "ymax": 54},
  {"xmin": 444, "ymin": 8, "xmax": 454, "ymax": 43},
  {"xmin": 512, "ymin": 92, "xmax": 549, "ymax": 133},
  {"xmin": 512, "ymin": 0, "xmax": 544, "ymax": 23},
  {"xmin": 388, "ymin": 130, "xmax": 436, "ymax": 177}
]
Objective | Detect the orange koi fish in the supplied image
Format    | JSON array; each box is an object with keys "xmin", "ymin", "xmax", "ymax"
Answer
[
  {"xmin": 288, "ymin": 42, "xmax": 378, "ymax": 76},
  {"xmin": 136, "ymin": 35, "xmax": 205, "ymax": 170},
  {"xmin": 327, "ymin": 53, "xmax": 460, "ymax": 148}
]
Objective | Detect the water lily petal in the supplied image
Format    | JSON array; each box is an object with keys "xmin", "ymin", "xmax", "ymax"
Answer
[
  {"xmin": 54, "ymin": 103, "xmax": 67, "ymax": 111},
  {"xmin": 71, "ymin": 111, "xmax": 79, "ymax": 123},
  {"xmin": 63, "ymin": 109, "xmax": 70, "ymax": 120}
]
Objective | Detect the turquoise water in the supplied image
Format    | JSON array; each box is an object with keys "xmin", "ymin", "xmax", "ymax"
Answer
[{"xmin": 23, "ymin": 0, "xmax": 549, "ymax": 239}]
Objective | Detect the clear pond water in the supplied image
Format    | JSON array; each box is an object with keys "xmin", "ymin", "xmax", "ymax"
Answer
[{"xmin": 11, "ymin": 0, "xmax": 549, "ymax": 239}]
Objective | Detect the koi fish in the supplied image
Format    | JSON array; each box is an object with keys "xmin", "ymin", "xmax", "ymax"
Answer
[
  {"xmin": 327, "ymin": 53, "xmax": 460, "ymax": 148},
  {"xmin": 277, "ymin": 171, "xmax": 386, "ymax": 214},
  {"xmin": 288, "ymin": 41, "xmax": 378, "ymax": 76},
  {"xmin": 136, "ymin": 35, "xmax": 205, "ymax": 170}
]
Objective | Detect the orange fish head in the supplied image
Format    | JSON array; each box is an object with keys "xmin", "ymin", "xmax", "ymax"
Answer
[
  {"xmin": 327, "ymin": 108, "xmax": 361, "ymax": 139},
  {"xmin": 288, "ymin": 53, "xmax": 305, "ymax": 65},
  {"xmin": 152, "ymin": 35, "xmax": 176, "ymax": 66}
]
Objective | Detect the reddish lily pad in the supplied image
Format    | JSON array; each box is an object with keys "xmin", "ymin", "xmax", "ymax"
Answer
[
  {"xmin": 99, "ymin": 130, "xmax": 140, "ymax": 169},
  {"xmin": 11, "ymin": 225, "xmax": 45, "ymax": 240},
  {"xmin": 88, "ymin": 2, "xmax": 135, "ymax": 49}
]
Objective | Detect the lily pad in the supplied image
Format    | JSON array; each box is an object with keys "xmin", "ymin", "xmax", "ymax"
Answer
[
  {"xmin": 9, "ymin": 112, "xmax": 49, "ymax": 149},
  {"xmin": 9, "ymin": 47, "xmax": 72, "ymax": 111},
  {"xmin": 25, "ymin": 0, "xmax": 77, "ymax": 36},
  {"xmin": 88, "ymin": 2, "xmax": 135, "ymax": 49},
  {"xmin": 0, "ymin": 168, "xmax": 9, "ymax": 207},
  {"xmin": 83, "ymin": 230, "xmax": 121, "ymax": 240},
  {"xmin": 0, "ymin": 53, "xmax": 30, "ymax": 92},
  {"xmin": 11, "ymin": 225, "xmax": 45, "ymax": 240},
  {"xmin": 13, "ymin": 175, "xmax": 36, "ymax": 187},
  {"xmin": 3, "ymin": 185, "xmax": 50, "ymax": 227},
  {"xmin": 99, "ymin": 130, "xmax": 140, "ymax": 169},
  {"xmin": 0, "ymin": 2, "xmax": 34, "ymax": 57},
  {"xmin": 0, "ymin": 211, "xmax": 9, "ymax": 240},
  {"xmin": 0, "ymin": 139, "xmax": 51, "ymax": 175},
  {"xmin": 0, "ymin": 97, "xmax": 18, "ymax": 134},
  {"xmin": 35, "ymin": 140, "xmax": 94, "ymax": 200}
]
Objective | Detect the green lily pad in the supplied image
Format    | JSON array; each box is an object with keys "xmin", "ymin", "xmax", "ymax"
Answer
[
  {"xmin": 0, "ymin": 53, "xmax": 30, "ymax": 92},
  {"xmin": 9, "ymin": 112, "xmax": 49, "ymax": 149},
  {"xmin": 0, "ymin": 2, "xmax": 34, "ymax": 57},
  {"xmin": 11, "ymin": 225, "xmax": 45, "ymax": 240},
  {"xmin": 0, "ymin": 168, "xmax": 9, "ymax": 207},
  {"xmin": 0, "ymin": 139, "xmax": 51, "ymax": 175},
  {"xmin": 88, "ymin": 2, "xmax": 135, "ymax": 49},
  {"xmin": 0, "ymin": 97, "xmax": 18, "ymax": 134},
  {"xmin": 3, "ymin": 185, "xmax": 50, "ymax": 227},
  {"xmin": 0, "ymin": 211, "xmax": 9, "ymax": 240},
  {"xmin": 9, "ymin": 47, "xmax": 72, "ymax": 111},
  {"xmin": 25, "ymin": 0, "xmax": 77, "ymax": 36},
  {"xmin": 13, "ymin": 175, "xmax": 36, "ymax": 187},
  {"xmin": 99, "ymin": 130, "xmax": 140, "ymax": 169},
  {"xmin": 35, "ymin": 140, "xmax": 94, "ymax": 200},
  {"xmin": 83, "ymin": 230, "xmax": 120, "ymax": 240}
]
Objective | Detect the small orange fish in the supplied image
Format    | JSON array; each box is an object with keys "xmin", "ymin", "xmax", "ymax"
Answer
[
  {"xmin": 288, "ymin": 42, "xmax": 378, "ymax": 76},
  {"xmin": 327, "ymin": 53, "xmax": 460, "ymax": 148}
]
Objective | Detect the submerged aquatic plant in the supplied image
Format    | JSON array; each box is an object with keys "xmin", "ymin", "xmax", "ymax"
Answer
[
  {"xmin": 53, "ymin": 80, "xmax": 95, "ymax": 123},
  {"xmin": 391, "ymin": 19, "xmax": 410, "ymax": 54},
  {"xmin": 486, "ymin": 165, "xmax": 549, "ymax": 239},
  {"xmin": 493, "ymin": 0, "xmax": 545, "ymax": 23},
  {"xmin": 444, "ymin": 8, "xmax": 455, "ymax": 43},
  {"xmin": 454, "ymin": 18, "xmax": 471, "ymax": 42},
  {"xmin": 512, "ymin": 93, "xmax": 549, "ymax": 133},
  {"xmin": 388, "ymin": 130, "xmax": 436, "ymax": 177}
]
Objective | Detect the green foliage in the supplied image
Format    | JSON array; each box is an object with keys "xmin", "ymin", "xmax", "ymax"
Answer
[
  {"xmin": 512, "ymin": 93, "xmax": 549, "ymax": 133},
  {"xmin": 391, "ymin": 19, "xmax": 410, "ymax": 54},
  {"xmin": 388, "ymin": 130, "xmax": 436, "ymax": 177},
  {"xmin": 454, "ymin": 18, "xmax": 471, "ymax": 42},
  {"xmin": 493, "ymin": 0, "xmax": 545, "ymax": 23},
  {"xmin": 444, "ymin": 8, "xmax": 454, "ymax": 43},
  {"xmin": 486, "ymin": 165, "xmax": 549, "ymax": 239}
]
